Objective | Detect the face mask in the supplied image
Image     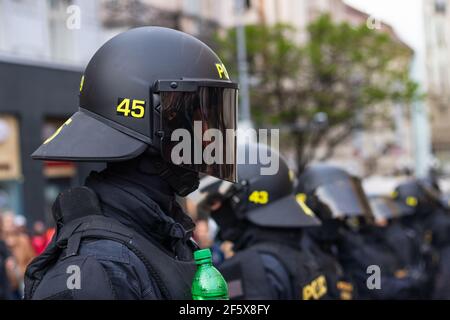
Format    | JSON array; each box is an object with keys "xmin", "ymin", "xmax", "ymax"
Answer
[
  {"xmin": 307, "ymin": 219, "xmax": 342, "ymax": 245},
  {"xmin": 137, "ymin": 152, "xmax": 200, "ymax": 197},
  {"xmin": 165, "ymin": 163, "xmax": 200, "ymax": 197},
  {"xmin": 211, "ymin": 201, "xmax": 246, "ymax": 242}
]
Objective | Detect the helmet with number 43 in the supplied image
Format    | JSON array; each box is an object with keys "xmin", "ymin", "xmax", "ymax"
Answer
[{"xmin": 197, "ymin": 143, "xmax": 321, "ymax": 228}]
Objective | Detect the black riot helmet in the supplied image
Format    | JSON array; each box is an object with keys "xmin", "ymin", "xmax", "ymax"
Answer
[
  {"xmin": 368, "ymin": 195, "xmax": 410, "ymax": 224},
  {"xmin": 392, "ymin": 178, "xmax": 445, "ymax": 216},
  {"xmin": 32, "ymin": 27, "xmax": 238, "ymax": 184},
  {"xmin": 296, "ymin": 164, "xmax": 374, "ymax": 225},
  {"xmin": 198, "ymin": 143, "xmax": 321, "ymax": 230}
]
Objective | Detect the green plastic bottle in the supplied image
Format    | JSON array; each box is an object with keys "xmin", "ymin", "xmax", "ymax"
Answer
[{"xmin": 191, "ymin": 248, "xmax": 229, "ymax": 300}]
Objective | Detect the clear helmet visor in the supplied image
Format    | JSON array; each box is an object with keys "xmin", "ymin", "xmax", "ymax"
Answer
[
  {"xmin": 160, "ymin": 86, "xmax": 238, "ymax": 182},
  {"xmin": 315, "ymin": 177, "xmax": 373, "ymax": 219}
]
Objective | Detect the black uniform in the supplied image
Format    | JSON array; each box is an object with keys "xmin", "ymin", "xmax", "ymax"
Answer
[
  {"xmin": 219, "ymin": 228, "xmax": 327, "ymax": 300},
  {"xmin": 341, "ymin": 225, "xmax": 427, "ymax": 299},
  {"xmin": 200, "ymin": 143, "xmax": 324, "ymax": 300},
  {"xmin": 25, "ymin": 164, "xmax": 197, "ymax": 300},
  {"xmin": 25, "ymin": 27, "xmax": 239, "ymax": 299},
  {"xmin": 296, "ymin": 165, "xmax": 426, "ymax": 300},
  {"xmin": 367, "ymin": 195, "xmax": 430, "ymax": 298},
  {"xmin": 425, "ymin": 208, "xmax": 450, "ymax": 299},
  {"xmin": 303, "ymin": 225, "xmax": 355, "ymax": 300},
  {"xmin": 0, "ymin": 240, "xmax": 13, "ymax": 300},
  {"xmin": 382, "ymin": 221, "xmax": 422, "ymax": 267},
  {"xmin": 393, "ymin": 179, "xmax": 450, "ymax": 298}
]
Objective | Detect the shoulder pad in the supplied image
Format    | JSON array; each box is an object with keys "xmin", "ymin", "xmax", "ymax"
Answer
[
  {"xmin": 52, "ymin": 187, "xmax": 102, "ymax": 225},
  {"xmin": 31, "ymin": 255, "xmax": 116, "ymax": 300}
]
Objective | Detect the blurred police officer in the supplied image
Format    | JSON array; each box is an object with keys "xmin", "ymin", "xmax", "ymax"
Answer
[
  {"xmin": 24, "ymin": 27, "xmax": 239, "ymax": 299},
  {"xmin": 199, "ymin": 143, "xmax": 327, "ymax": 300},
  {"xmin": 299, "ymin": 226, "xmax": 355, "ymax": 300},
  {"xmin": 367, "ymin": 195, "xmax": 430, "ymax": 298},
  {"xmin": 393, "ymin": 178, "xmax": 450, "ymax": 299},
  {"xmin": 297, "ymin": 165, "xmax": 426, "ymax": 299},
  {"xmin": 368, "ymin": 195, "xmax": 423, "ymax": 268}
]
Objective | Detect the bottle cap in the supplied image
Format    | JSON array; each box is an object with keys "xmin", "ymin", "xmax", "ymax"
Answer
[{"xmin": 194, "ymin": 249, "xmax": 212, "ymax": 263}]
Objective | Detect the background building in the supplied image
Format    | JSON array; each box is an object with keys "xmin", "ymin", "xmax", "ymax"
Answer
[{"xmin": 424, "ymin": 0, "xmax": 450, "ymax": 173}]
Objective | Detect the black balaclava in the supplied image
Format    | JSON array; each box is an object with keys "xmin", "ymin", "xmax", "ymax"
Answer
[
  {"xmin": 211, "ymin": 198, "xmax": 304, "ymax": 251},
  {"xmin": 84, "ymin": 151, "xmax": 198, "ymax": 258},
  {"xmin": 232, "ymin": 225, "xmax": 303, "ymax": 252},
  {"xmin": 306, "ymin": 218, "xmax": 343, "ymax": 246},
  {"xmin": 92, "ymin": 151, "xmax": 199, "ymax": 214},
  {"xmin": 135, "ymin": 149, "xmax": 200, "ymax": 197},
  {"xmin": 210, "ymin": 200, "xmax": 248, "ymax": 243}
]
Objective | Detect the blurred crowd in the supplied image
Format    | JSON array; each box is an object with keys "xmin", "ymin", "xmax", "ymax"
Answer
[
  {"xmin": 0, "ymin": 213, "xmax": 54, "ymax": 299},
  {"xmin": 187, "ymin": 165, "xmax": 450, "ymax": 300}
]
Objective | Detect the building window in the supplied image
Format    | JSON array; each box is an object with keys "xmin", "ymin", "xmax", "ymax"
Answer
[
  {"xmin": 0, "ymin": 115, "xmax": 23, "ymax": 216},
  {"xmin": 47, "ymin": 0, "xmax": 75, "ymax": 63},
  {"xmin": 183, "ymin": 0, "xmax": 201, "ymax": 16},
  {"xmin": 435, "ymin": 0, "xmax": 446, "ymax": 14}
]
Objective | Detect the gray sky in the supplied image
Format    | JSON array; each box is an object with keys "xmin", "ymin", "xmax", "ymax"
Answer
[{"xmin": 344, "ymin": 0, "xmax": 424, "ymax": 52}]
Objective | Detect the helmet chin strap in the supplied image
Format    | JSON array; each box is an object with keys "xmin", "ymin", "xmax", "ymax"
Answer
[{"xmin": 138, "ymin": 151, "xmax": 199, "ymax": 197}]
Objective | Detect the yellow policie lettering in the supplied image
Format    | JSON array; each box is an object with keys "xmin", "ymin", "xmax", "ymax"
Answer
[
  {"xmin": 116, "ymin": 98, "xmax": 146, "ymax": 118},
  {"xmin": 302, "ymin": 275, "xmax": 327, "ymax": 300},
  {"xmin": 337, "ymin": 281, "xmax": 353, "ymax": 300},
  {"xmin": 296, "ymin": 193, "xmax": 315, "ymax": 217},
  {"xmin": 215, "ymin": 63, "xmax": 230, "ymax": 80},
  {"xmin": 336, "ymin": 281, "xmax": 353, "ymax": 292},
  {"xmin": 248, "ymin": 191, "xmax": 269, "ymax": 205},
  {"xmin": 394, "ymin": 269, "xmax": 408, "ymax": 279},
  {"xmin": 44, "ymin": 118, "xmax": 73, "ymax": 144},
  {"xmin": 79, "ymin": 75, "xmax": 84, "ymax": 92}
]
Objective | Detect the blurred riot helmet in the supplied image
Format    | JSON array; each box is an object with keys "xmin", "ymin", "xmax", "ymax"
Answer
[
  {"xmin": 296, "ymin": 164, "xmax": 374, "ymax": 230},
  {"xmin": 392, "ymin": 178, "xmax": 445, "ymax": 217},
  {"xmin": 368, "ymin": 195, "xmax": 406, "ymax": 227},
  {"xmin": 198, "ymin": 143, "xmax": 321, "ymax": 241}
]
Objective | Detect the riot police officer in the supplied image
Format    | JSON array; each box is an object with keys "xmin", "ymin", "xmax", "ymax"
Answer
[
  {"xmin": 299, "ymin": 228, "xmax": 355, "ymax": 300},
  {"xmin": 393, "ymin": 178, "xmax": 450, "ymax": 299},
  {"xmin": 296, "ymin": 165, "xmax": 426, "ymax": 299},
  {"xmin": 367, "ymin": 195, "xmax": 430, "ymax": 298},
  {"xmin": 368, "ymin": 195, "xmax": 423, "ymax": 268},
  {"xmin": 198, "ymin": 143, "xmax": 326, "ymax": 300},
  {"xmin": 24, "ymin": 27, "xmax": 239, "ymax": 299}
]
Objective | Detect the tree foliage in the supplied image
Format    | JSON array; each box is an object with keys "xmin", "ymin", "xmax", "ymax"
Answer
[{"xmin": 214, "ymin": 14, "xmax": 421, "ymax": 172}]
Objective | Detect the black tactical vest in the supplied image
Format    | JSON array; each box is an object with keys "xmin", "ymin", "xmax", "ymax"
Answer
[
  {"xmin": 219, "ymin": 242, "xmax": 327, "ymax": 300},
  {"xmin": 24, "ymin": 187, "xmax": 196, "ymax": 300}
]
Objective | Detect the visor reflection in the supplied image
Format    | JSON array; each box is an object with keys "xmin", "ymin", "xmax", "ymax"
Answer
[
  {"xmin": 315, "ymin": 177, "xmax": 372, "ymax": 218},
  {"xmin": 161, "ymin": 87, "xmax": 237, "ymax": 182}
]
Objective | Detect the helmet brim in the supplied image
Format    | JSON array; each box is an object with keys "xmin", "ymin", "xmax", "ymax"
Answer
[
  {"xmin": 32, "ymin": 110, "xmax": 147, "ymax": 162},
  {"xmin": 246, "ymin": 194, "xmax": 321, "ymax": 228}
]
